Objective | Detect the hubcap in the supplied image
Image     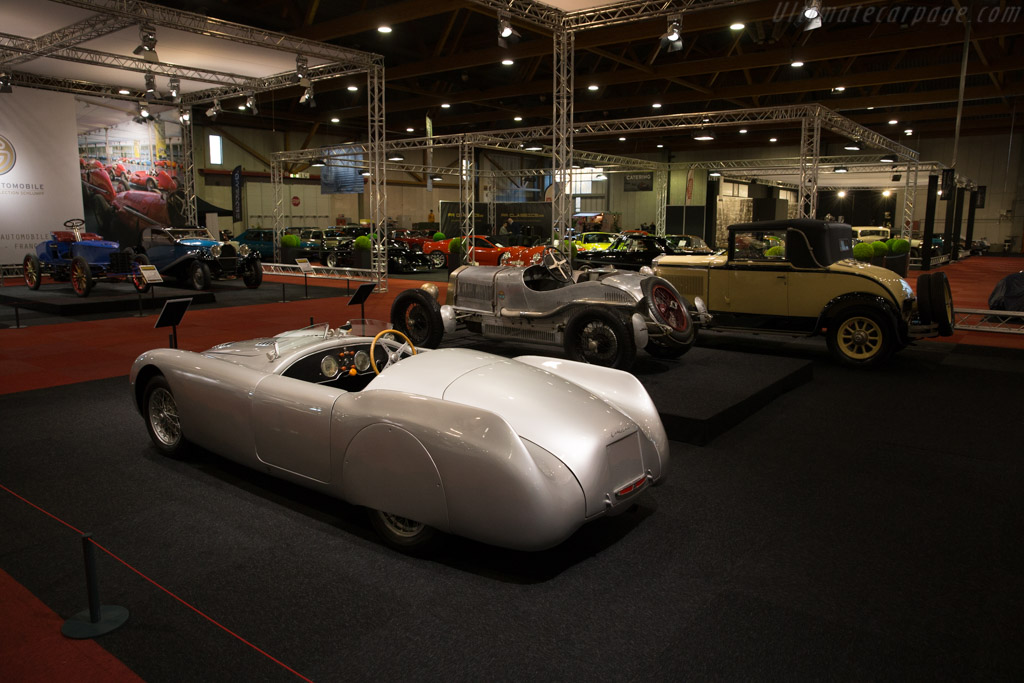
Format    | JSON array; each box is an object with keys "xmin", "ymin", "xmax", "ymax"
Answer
[
  {"xmin": 403, "ymin": 304, "xmax": 429, "ymax": 341},
  {"xmin": 578, "ymin": 321, "xmax": 618, "ymax": 363},
  {"xmin": 148, "ymin": 387, "xmax": 180, "ymax": 446},
  {"xmin": 838, "ymin": 316, "xmax": 882, "ymax": 360},
  {"xmin": 379, "ymin": 511, "xmax": 423, "ymax": 538}
]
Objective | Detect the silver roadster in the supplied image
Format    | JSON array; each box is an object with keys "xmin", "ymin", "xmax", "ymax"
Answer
[
  {"xmin": 129, "ymin": 321, "xmax": 669, "ymax": 551},
  {"xmin": 391, "ymin": 248, "xmax": 697, "ymax": 370}
]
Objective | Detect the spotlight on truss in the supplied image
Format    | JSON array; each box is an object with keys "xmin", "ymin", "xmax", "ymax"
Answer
[
  {"xmin": 133, "ymin": 25, "xmax": 158, "ymax": 62},
  {"xmin": 497, "ymin": 15, "xmax": 520, "ymax": 48},
  {"xmin": 0, "ymin": 72, "xmax": 12, "ymax": 94},
  {"xmin": 245, "ymin": 93, "xmax": 257, "ymax": 115},
  {"xmin": 144, "ymin": 72, "xmax": 156, "ymax": 100},
  {"xmin": 802, "ymin": 0, "xmax": 822, "ymax": 30},
  {"xmin": 205, "ymin": 99, "xmax": 221, "ymax": 120},
  {"xmin": 299, "ymin": 84, "xmax": 315, "ymax": 107},
  {"xmin": 660, "ymin": 18, "xmax": 683, "ymax": 53},
  {"xmin": 169, "ymin": 77, "xmax": 180, "ymax": 101}
]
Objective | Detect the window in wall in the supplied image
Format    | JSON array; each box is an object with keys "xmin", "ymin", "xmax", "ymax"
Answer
[
  {"xmin": 208, "ymin": 134, "xmax": 223, "ymax": 165},
  {"xmin": 555, "ymin": 167, "xmax": 604, "ymax": 196}
]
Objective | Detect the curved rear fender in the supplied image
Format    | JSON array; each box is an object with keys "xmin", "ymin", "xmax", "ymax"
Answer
[
  {"xmin": 334, "ymin": 390, "xmax": 586, "ymax": 550},
  {"xmin": 818, "ymin": 293, "xmax": 900, "ymax": 331},
  {"xmin": 512, "ymin": 356, "xmax": 668, "ymax": 481}
]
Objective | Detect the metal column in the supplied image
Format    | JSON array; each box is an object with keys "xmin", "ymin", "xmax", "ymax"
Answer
[
  {"xmin": 551, "ymin": 25, "xmax": 574, "ymax": 250},
  {"xmin": 271, "ymin": 157, "xmax": 283, "ymax": 263},
  {"xmin": 921, "ymin": 174, "xmax": 938, "ymax": 271},
  {"xmin": 951, "ymin": 186, "xmax": 965, "ymax": 260},
  {"xmin": 797, "ymin": 112, "xmax": 821, "ymax": 219},
  {"xmin": 900, "ymin": 160, "xmax": 918, "ymax": 238},
  {"xmin": 459, "ymin": 140, "xmax": 475, "ymax": 265},
  {"xmin": 367, "ymin": 63, "xmax": 388, "ymax": 291},
  {"xmin": 180, "ymin": 113, "xmax": 197, "ymax": 226},
  {"xmin": 965, "ymin": 188, "xmax": 978, "ymax": 250},
  {"xmin": 655, "ymin": 170, "xmax": 667, "ymax": 236}
]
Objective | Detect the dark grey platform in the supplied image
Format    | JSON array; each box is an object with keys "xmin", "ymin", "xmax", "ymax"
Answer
[
  {"xmin": 442, "ymin": 331, "xmax": 813, "ymax": 445},
  {"xmin": 0, "ymin": 282, "xmax": 215, "ymax": 315}
]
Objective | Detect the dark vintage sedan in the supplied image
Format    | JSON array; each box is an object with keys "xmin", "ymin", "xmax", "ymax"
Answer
[
  {"xmin": 575, "ymin": 234, "xmax": 689, "ymax": 271},
  {"xmin": 333, "ymin": 238, "xmax": 434, "ymax": 273}
]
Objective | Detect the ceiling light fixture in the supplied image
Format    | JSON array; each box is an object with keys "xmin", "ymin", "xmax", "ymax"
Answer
[
  {"xmin": 844, "ymin": 142, "xmax": 861, "ymax": 150},
  {"xmin": 347, "ymin": 85, "xmax": 358, "ymax": 92},
  {"xmin": 133, "ymin": 25, "xmax": 158, "ymax": 62},
  {"xmin": 0, "ymin": 72, "xmax": 13, "ymax": 94},
  {"xmin": 245, "ymin": 93, "xmax": 257, "ymax": 115},
  {"xmin": 833, "ymin": 166, "xmax": 848, "ymax": 173},
  {"xmin": 441, "ymin": 103, "xmax": 450, "ymax": 109},
  {"xmin": 295, "ymin": 55, "xmax": 308, "ymax": 82},
  {"xmin": 730, "ymin": 22, "xmax": 745, "ymax": 30},
  {"xmin": 502, "ymin": 58, "xmax": 514, "ymax": 66},
  {"xmin": 693, "ymin": 129, "xmax": 715, "ymax": 141},
  {"xmin": 661, "ymin": 18, "xmax": 683, "ymax": 53},
  {"xmin": 888, "ymin": 118, "xmax": 898, "ymax": 125},
  {"xmin": 169, "ymin": 77, "xmax": 180, "ymax": 101},
  {"xmin": 595, "ymin": 173, "xmax": 608, "ymax": 181},
  {"xmin": 299, "ymin": 84, "xmax": 315, "ymax": 107},
  {"xmin": 331, "ymin": 117, "xmax": 340, "ymax": 123},
  {"xmin": 205, "ymin": 99, "xmax": 221, "ymax": 119},
  {"xmin": 657, "ymin": 144, "xmax": 664, "ymax": 148},
  {"xmin": 118, "ymin": 87, "xmax": 131, "ymax": 96},
  {"xmin": 709, "ymin": 171, "xmax": 722, "ymax": 177},
  {"xmin": 882, "ymin": 190, "xmax": 892, "ymax": 197},
  {"xmin": 514, "ymin": 116, "xmax": 523, "ymax": 121},
  {"xmin": 587, "ymin": 84, "xmax": 599, "ymax": 91},
  {"xmin": 618, "ymin": 136, "xmax": 626, "ymax": 141},
  {"xmin": 833, "ymin": 86, "xmax": 845, "ymax": 92},
  {"xmin": 497, "ymin": 15, "xmax": 521, "ymax": 47},
  {"xmin": 388, "ymin": 153, "xmax": 405, "ymax": 161},
  {"xmin": 880, "ymin": 154, "xmax": 896, "ymax": 163},
  {"xmin": 803, "ymin": 0, "xmax": 823, "ymax": 30},
  {"xmin": 791, "ymin": 60, "xmax": 804, "ymax": 67},
  {"xmin": 361, "ymin": 170, "xmax": 371, "ymax": 177},
  {"xmin": 406, "ymin": 127, "xmax": 415, "ymax": 132},
  {"xmin": 739, "ymin": 128, "xmax": 748, "ymax": 134},
  {"xmin": 144, "ymin": 72, "xmax": 156, "ymax": 100},
  {"xmin": 904, "ymin": 129, "xmax": 913, "ymax": 136},
  {"xmin": 652, "ymin": 103, "xmax": 662, "ymax": 109},
  {"xmin": 838, "ymin": 190, "xmax": 846, "ymax": 197},
  {"xmin": 524, "ymin": 143, "xmax": 544, "ymax": 151},
  {"xmin": 430, "ymin": 175, "xmax": 443, "ymax": 182},
  {"xmin": 377, "ymin": 25, "xmax": 392, "ymax": 33},
  {"xmin": 769, "ymin": 137, "xmax": 778, "ymax": 142},
  {"xmin": 178, "ymin": 107, "xmax": 190, "ymax": 125},
  {"xmin": 310, "ymin": 158, "xmax": 325, "ymax": 167},
  {"xmin": 138, "ymin": 101, "xmax": 151, "ymax": 119}
]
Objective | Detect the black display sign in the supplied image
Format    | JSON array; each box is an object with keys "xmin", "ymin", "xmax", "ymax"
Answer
[
  {"xmin": 940, "ymin": 168, "xmax": 955, "ymax": 200},
  {"xmin": 231, "ymin": 165, "xmax": 243, "ymax": 221},
  {"xmin": 623, "ymin": 172, "xmax": 654, "ymax": 192},
  {"xmin": 976, "ymin": 185, "xmax": 986, "ymax": 209}
]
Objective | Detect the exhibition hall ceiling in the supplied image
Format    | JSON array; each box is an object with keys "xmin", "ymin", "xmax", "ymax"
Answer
[{"xmin": 3, "ymin": 0, "xmax": 1022, "ymax": 153}]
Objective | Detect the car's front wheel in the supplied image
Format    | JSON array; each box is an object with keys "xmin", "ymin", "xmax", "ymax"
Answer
[
  {"xmin": 323, "ymin": 251, "xmax": 339, "ymax": 268},
  {"xmin": 70, "ymin": 256, "xmax": 94, "ymax": 297},
  {"xmin": 427, "ymin": 250, "xmax": 446, "ymax": 269},
  {"xmin": 826, "ymin": 307, "xmax": 893, "ymax": 367},
  {"xmin": 188, "ymin": 261, "xmax": 211, "ymax": 290},
  {"xmin": 242, "ymin": 259, "xmax": 262, "ymax": 288},
  {"xmin": 143, "ymin": 375, "xmax": 188, "ymax": 457},
  {"xmin": 368, "ymin": 509, "xmax": 436, "ymax": 550},
  {"xmin": 23, "ymin": 254, "xmax": 41, "ymax": 290},
  {"xmin": 564, "ymin": 307, "xmax": 636, "ymax": 370}
]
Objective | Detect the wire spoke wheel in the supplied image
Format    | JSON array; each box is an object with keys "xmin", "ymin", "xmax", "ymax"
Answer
[
  {"xmin": 23, "ymin": 254, "xmax": 40, "ymax": 289},
  {"xmin": 147, "ymin": 387, "xmax": 181, "ymax": 447},
  {"xmin": 577, "ymin": 320, "xmax": 620, "ymax": 364},
  {"xmin": 836, "ymin": 316, "xmax": 882, "ymax": 360}
]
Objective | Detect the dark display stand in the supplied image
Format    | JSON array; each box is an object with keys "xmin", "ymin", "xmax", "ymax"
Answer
[
  {"xmin": 155, "ymin": 297, "xmax": 193, "ymax": 349},
  {"xmin": 347, "ymin": 282, "xmax": 375, "ymax": 322}
]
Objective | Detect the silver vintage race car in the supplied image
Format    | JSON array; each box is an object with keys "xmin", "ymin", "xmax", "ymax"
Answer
[
  {"xmin": 390, "ymin": 248, "xmax": 697, "ymax": 370},
  {"xmin": 129, "ymin": 321, "xmax": 669, "ymax": 551}
]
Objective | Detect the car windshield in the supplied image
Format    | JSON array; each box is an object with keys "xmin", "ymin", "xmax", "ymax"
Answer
[
  {"xmin": 300, "ymin": 230, "xmax": 322, "ymax": 239},
  {"xmin": 168, "ymin": 228, "xmax": 213, "ymax": 240},
  {"xmin": 583, "ymin": 233, "xmax": 616, "ymax": 244}
]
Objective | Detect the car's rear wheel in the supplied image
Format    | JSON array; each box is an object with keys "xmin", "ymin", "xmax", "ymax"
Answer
[
  {"xmin": 826, "ymin": 307, "xmax": 893, "ymax": 367},
  {"xmin": 131, "ymin": 253, "xmax": 151, "ymax": 293},
  {"xmin": 928, "ymin": 271, "xmax": 954, "ymax": 335},
  {"xmin": 242, "ymin": 259, "xmax": 262, "ymax": 288},
  {"xmin": 324, "ymin": 251, "xmax": 338, "ymax": 268},
  {"xmin": 23, "ymin": 254, "xmax": 41, "ymax": 290},
  {"xmin": 564, "ymin": 307, "xmax": 636, "ymax": 370},
  {"xmin": 368, "ymin": 509, "xmax": 435, "ymax": 550},
  {"xmin": 70, "ymin": 256, "xmax": 94, "ymax": 297},
  {"xmin": 143, "ymin": 375, "xmax": 188, "ymax": 457},
  {"xmin": 427, "ymin": 251, "xmax": 446, "ymax": 269},
  {"xmin": 188, "ymin": 261, "xmax": 211, "ymax": 290},
  {"xmin": 390, "ymin": 288, "xmax": 444, "ymax": 348}
]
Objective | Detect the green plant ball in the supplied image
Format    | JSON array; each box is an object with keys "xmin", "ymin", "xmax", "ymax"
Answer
[
  {"xmin": 764, "ymin": 245, "xmax": 785, "ymax": 258},
  {"xmin": 852, "ymin": 242, "xmax": 875, "ymax": 261},
  {"xmin": 433, "ymin": 232, "xmax": 446, "ymax": 240},
  {"xmin": 449, "ymin": 237, "xmax": 463, "ymax": 253},
  {"xmin": 871, "ymin": 240, "xmax": 890, "ymax": 256},
  {"xmin": 890, "ymin": 238, "xmax": 910, "ymax": 255},
  {"xmin": 353, "ymin": 235, "xmax": 372, "ymax": 250},
  {"xmin": 280, "ymin": 234, "xmax": 300, "ymax": 248},
  {"xmin": 886, "ymin": 238, "xmax": 896, "ymax": 250}
]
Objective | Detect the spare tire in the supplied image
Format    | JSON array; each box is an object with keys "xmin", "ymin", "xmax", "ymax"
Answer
[{"xmin": 390, "ymin": 288, "xmax": 444, "ymax": 349}]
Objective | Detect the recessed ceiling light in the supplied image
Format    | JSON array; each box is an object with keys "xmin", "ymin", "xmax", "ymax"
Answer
[
  {"xmin": 361, "ymin": 171, "xmax": 371, "ymax": 176},
  {"xmin": 407, "ymin": 127, "xmax": 415, "ymax": 132},
  {"xmin": 739, "ymin": 128, "xmax": 748, "ymax": 134},
  {"xmin": 619, "ymin": 136, "xmax": 626, "ymax": 141},
  {"xmin": 514, "ymin": 116, "xmax": 523, "ymax": 121},
  {"xmin": 588, "ymin": 84, "xmax": 599, "ymax": 91},
  {"xmin": 769, "ymin": 137, "xmax": 778, "ymax": 142},
  {"xmin": 501, "ymin": 59, "xmax": 514, "ymax": 65},
  {"xmin": 880, "ymin": 154, "xmax": 896, "ymax": 163},
  {"xmin": 730, "ymin": 22, "xmax": 745, "ymax": 30},
  {"xmin": 882, "ymin": 190, "xmax": 892, "ymax": 197},
  {"xmin": 441, "ymin": 103, "xmax": 450, "ymax": 109},
  {"xmin": 377, "ymin": 25, "xmax": 392, "ymax": 33},
  {"xmin": 652, "ymin": 103, "xmax": 662, "ymax": 108},
  {"xmin": 694, "ymin": 132, "xmax": 715, "ymax": 141},
  {"xmin": 791, "ymin": 60, "xmax": 804, "ymax": 67},
  {"xmin": 833, "ymin": 166, "xmax": 848, "ymax": 173},
  {"xmin": 709, "ymin": 171, "xmax": 722, "ymax": 177},
  {"xmin": 833, "ymin": 86, "xmax": 845, "ymax": 92},
  {"xmin": 331, "ymin": 117, "xmax": 340, "ymax": 123},
  {"xmin": 118, "ymin": 88, "xmax": 131, "ymax": 95},
  {"xmin": 844, "ymin": 142, "xmax": 861, "ymax": 150},
  {"xmin": 347, "ymin": 85, "xmax": 358, "ymax": 92},
  {"xmin": 888, "ymin": 119, "xmax": 898, "ymax": 125},
  {"xmin": 838, "ymin": 190, "xmax": 846, "ymax": 197},
  {"xmin": 238, "ymin": 104, "xmax": 246, "ymax": 110},
  {"xmin": 656, "ymin": 144, "xmax": 664, "ymax": 148},
  {"xmin": 904, "ymin": 129, "xmax": 913, "ymax": 136},
  {"xmin": 867, "ymin": 106, "xmax": 875, "ymax": 110}
]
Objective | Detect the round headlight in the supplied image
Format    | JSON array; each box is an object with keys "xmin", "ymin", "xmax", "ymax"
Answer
[
  {"xmin": 639, "ymin": 265, "xmax": 654, "ymax": 276},
  {"xmin": 238, "ymin": 244, "xmax": 250, "ymax": 257},
  {"xmin": 210, "ymin": 244, "xmax": 221, "ymax": 258}
]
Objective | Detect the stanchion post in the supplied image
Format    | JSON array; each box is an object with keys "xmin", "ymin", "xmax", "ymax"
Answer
[
  {"xmin": 61, "ymin": 533, "xmax": 129, "ymax": 639},
  {"xmin": 136, "ymin": 290, "xmax": 143, "ymax": 317},
  {"xmin": 281, "ymin": 282, "xmax": 287, "ymax": 303},
  {"xmin": 303, "ymin": 273, "xmax": 309, "ymax": 299},
  {"xmin": 14, "ymin": 303, "xmax": 20, "ymax": 329}
]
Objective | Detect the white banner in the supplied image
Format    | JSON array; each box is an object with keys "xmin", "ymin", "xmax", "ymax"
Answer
[{"xmin": 0, "ymin": 89, "xmax": 83, "ymax": 264}]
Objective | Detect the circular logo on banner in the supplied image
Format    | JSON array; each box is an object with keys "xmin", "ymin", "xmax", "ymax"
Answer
[
  {"xmin": 0, "ymin": 135, "xmax": 15, "ymax": 175},
  {"xmin": 291, "ymin": 196, "xmax": 301, "ymax": 207}
]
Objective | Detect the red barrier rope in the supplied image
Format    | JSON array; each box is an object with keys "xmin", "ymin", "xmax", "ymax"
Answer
[{"xmin": 0, "ymin": 482, "xmax": 315, "ymax": 683}]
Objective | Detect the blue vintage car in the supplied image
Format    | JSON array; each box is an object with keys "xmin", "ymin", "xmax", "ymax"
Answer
[
  {"xmin": 139, "ymin": 226, "xmax": 262, "ymax": 290},
  {"xmin": 23, "ymin": 218, "xmax": 149, "ymax": 297},
  {"xmin": 235, "ymin": 228, "xmax": 319, "ymax": 263}
]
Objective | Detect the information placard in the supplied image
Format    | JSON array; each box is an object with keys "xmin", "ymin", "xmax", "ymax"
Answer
[
  {"xmin": 138, "ymin": 264, "xmax": 163, "ymax": 283},
  {"xmin": 295, "ymin": 258, "xmax": 314, "ymax": 273}
]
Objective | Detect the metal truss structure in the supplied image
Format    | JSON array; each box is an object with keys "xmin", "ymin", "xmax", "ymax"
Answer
[
  {"xmin": 467, "ymin": 0, "xmax": 757, "ymax": 32},
  {"xmin": 459, "ymin": 142, "xmax": 475, "ymax": 265},
  {"xmin": 655, "ymin": 170, "xmax": 668, "ymax": 235},
  {"xmin": 551, "ymin": 27, "xmax": 575, "ymax": 248},
  {"xmin": 365, "ymin": 64, "xmax": 387, "ymax": 288},
  {"xmin": 798, "ymin": 111, "xmax": 822, "ymax": 218},
  {"xmin": 179, "ymin": 119, "xmax": 197, "ymax": 225}
]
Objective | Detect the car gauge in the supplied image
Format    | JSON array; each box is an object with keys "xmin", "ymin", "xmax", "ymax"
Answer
[
  {"xmin": 353, "ymin": 350, "xmax": 371, "ymax": 372},
  {"xmin": 320, "ymin": 354, "xmax": 340, "ymax": 378}
]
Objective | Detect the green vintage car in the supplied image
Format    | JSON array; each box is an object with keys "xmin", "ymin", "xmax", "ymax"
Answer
[{"xmin": 652, "ymin": 219, "xmax": 954, "ymax": 367}]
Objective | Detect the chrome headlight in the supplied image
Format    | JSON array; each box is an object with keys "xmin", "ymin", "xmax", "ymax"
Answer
[
  {"xmin": 237, "ymin": 244, "xmax": 250, "ymax": 257},
  {"xmin": 210, "ymin": 244, "xmax": 221, "ymax": 258},
  {"xmin": 639, "ymin": 265, "xmax": 654, "ymax": 276}
]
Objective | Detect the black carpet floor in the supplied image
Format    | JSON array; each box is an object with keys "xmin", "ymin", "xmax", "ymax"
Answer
[{"xmin": 1, "ymin": 340, "xmax": 1023, "ymax": 681}]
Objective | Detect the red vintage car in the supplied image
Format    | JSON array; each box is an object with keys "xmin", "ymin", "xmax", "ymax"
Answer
[
  {"xmin": 392, "ymin": 229, "xmax": 433, "ymax": 252},
  {"xmin": 421, "ymin": 234, "xmax": 549, "ymax": 268},
  {"xmin": 128, "ymin": 169, "xmax": 178, "ymax": 193}
]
